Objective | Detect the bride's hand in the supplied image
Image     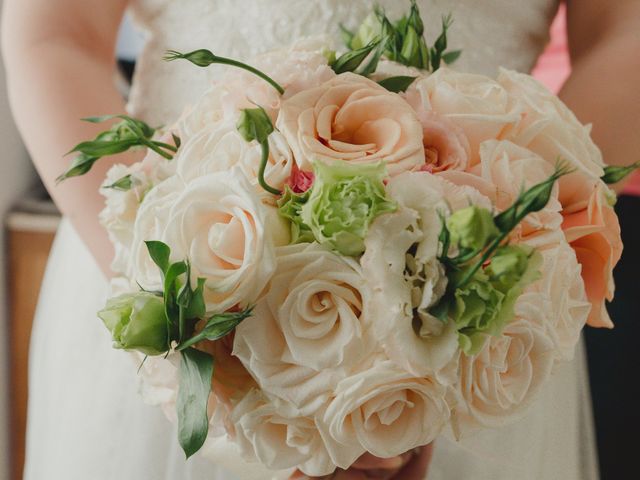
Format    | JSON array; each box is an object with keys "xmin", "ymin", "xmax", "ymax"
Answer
[{"xmin": 289, "ymin": 444, "xmax": 434, "ymax": 480}]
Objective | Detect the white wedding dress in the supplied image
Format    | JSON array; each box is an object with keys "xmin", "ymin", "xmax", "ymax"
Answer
[{"xmin": 24, "ymin": 1, "xmax": 599, "ymax": 479}]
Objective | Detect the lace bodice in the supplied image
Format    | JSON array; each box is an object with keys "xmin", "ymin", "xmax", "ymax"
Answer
[{"xmin": 128, "ymin": 0, "xmax": 559, "ymax": 126}]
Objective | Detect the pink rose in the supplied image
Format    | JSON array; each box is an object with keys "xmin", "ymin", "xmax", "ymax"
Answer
[
  {"xmin": 277, "ymin": 73, "xmax": 425, "ymax": 176},
  {"xmin": 562, "ymin": 185, "xmax": 623, "ymax": 328}
]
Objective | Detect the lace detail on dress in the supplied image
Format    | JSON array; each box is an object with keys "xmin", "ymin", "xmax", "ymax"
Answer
[{"xmin": 127, "ymin": 0, "xmax": 559, "ymax": 126}]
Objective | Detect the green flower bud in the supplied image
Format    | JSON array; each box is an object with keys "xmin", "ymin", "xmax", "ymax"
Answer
[
  {"xmin": 301, "ymin": 161, "xmax": 396, "ymax": 256},
  {"xmin": 446, "ymin": 206, "xmax": 499, "ymax": 252},
  {"xmin": 99, "ymin": 292, "xmax": 168, "ymax": 356},
  {"xmin": 350, "ymin": 12, "xmax": 382, "ymax": 50}
]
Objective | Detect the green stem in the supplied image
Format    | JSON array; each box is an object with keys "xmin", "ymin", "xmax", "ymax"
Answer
[
  {"xmin": 258, "ymin": 140, "xmax": 281, "ymax": 196},
  {"xmin": 216, "ymin": 56, "xmax": 284, "ymax": 94}
]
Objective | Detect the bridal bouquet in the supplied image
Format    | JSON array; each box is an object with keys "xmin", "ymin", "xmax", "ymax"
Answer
[{"xmin": 60, "ymin": 1, "xmax": 631, "ymax": 477}]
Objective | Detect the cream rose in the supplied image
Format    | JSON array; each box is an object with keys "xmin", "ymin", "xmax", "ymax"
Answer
[
  {"xmin": 497, "ymin": 68, "xmax": 605, "ymax": 212},
  {"xmin": 277, "ymin": 73, "xmax": 425, "ymax": 176},
  {"xmin": 362, "ymin": 172, "xmax": 492, "ymax": 378},
  {"xmin": 523, "ymin": 242, "xmax": 591, "ymax": 362},
  {"xmin": 417, "ymin": 111, "xmax": 470, "ymax": 172},
  {"xmin": 161, "ymin": 168, "xmax": 287, "ymax": 312},
  {"xmin": 319, "ymin": 360, "xmax": 449, "ymax": 468},
  {"xmin": 474, "ymin": 139, "xmax": 564, "ymax": 248},
  {"xmin": 231, "ymin": 389, "xmax": 333, "ymax": 476},
  {"xmin": 176, "ymin": 122, "xmax": 294, "ymax": 198},
  {"xmin": 129, "ymin": 175, "xmax": 185, "ymax": 290},
  {"xmin": 408, "ymin": 68, "xmax": 522, "ymax": 166},
  {"xmin": 454, "ymin": 316, "xmax": 555, "ymax": 431},
  {"xmin": 234, "ymin": 243, "xmax": 373, "ymax": 413}
]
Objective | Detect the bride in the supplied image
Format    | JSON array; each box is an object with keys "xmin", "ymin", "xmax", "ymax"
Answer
[{"xmin": 4, "ymin": 0, "xmax": 640, "ymax": 478}]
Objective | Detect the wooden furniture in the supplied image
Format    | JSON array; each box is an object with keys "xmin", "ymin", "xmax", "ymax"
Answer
[{"xmin": 7, "ymin": 207, "xmax": 59, "ymax": 480}]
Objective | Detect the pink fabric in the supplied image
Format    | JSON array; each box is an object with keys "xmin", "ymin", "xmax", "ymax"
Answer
[{"xmin": 532, "ymin": 5, "xmax": 640, "ymax": 195}]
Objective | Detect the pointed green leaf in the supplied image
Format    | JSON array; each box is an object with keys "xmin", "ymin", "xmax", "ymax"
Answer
[
  {"xmin": 177, "ymin": 348, "xmax": 214, "ymax": 459},
  {"xmin": 378, "ymin": 76, "xmax": 417, "ymax": 93},
  {"xmin": 145, "ymin": 241, "xmax": 171, "ymax": 275},
  {"xmin": 56, "ymin": 153, "xmax": 100, "ymax": 183},
  {"xmin": 442, "ymin": 49, "xmax": 462, "ymax": 65},
  {"xmin": 178, "ymin": 309, "xmax": 254, "ymax": 352}
]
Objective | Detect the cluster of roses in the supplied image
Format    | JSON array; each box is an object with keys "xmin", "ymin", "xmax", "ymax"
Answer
[{"xmin": 96, "ymin": 38, "xmax": 621, "ymax": 477}]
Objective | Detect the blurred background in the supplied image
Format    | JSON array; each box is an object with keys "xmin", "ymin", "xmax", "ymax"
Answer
[{"xmin": 0, "ymin": 4, "xmax": 635, "ymax": 480}]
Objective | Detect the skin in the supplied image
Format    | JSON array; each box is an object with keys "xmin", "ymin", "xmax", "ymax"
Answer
[{"xmin": 2, "ymin": 0, "xmax": 640, "ymax": 477}]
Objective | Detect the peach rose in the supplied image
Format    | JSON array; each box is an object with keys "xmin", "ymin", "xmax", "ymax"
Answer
[
  {"xmin": 454, "ymin": 317, "xmax": 555, "ymax": 431},
  {"xmin": 319, "ymin": 360, "xmax": 449, "ymax": 468},
  {"xmin": 562, "ymin": 184, "xmax": 623, "ymax": 328},
  {"xmin": 277, "ymin": 73, "xmax": 425, "ymax": 176},
  {"xmin": 161, "ymin": 168, "xmax": 288, "ymax": 313},
  {"xmin": 234, "ymin": 243, "xmax": 373, "ymax": 414},
  {"xmin": 230, "ymin": 389, "xmax": 333, "ymax": 476},
  {"xmin": 176, "ymin": 122, "xmax": 295, "ymax": 201},
  {"xmin": 474, "ymin": 140, "xmax": 564, "ymax": 248},
  {"xmin": 523, "ymin": 242, "xmax": 591, "ymax": 362},
  {"xmin": 497, "ymin": 68, "xmax": 605, "ymax": 213},
  {"xmin": 417, "ymin": 111, "xmax": 470, "ymax": 172},
  {"xmin": 407, "ymin": 68, "xmax": 522, "ymax": 166}
]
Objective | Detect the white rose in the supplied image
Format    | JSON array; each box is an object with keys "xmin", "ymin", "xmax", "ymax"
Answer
[
  {"xmin": 231, "ymin": 389, "xmax": 333, "ymax": 476},
  {"xmin": 409, "ymin": 68, "xmax": 522, "ymax": 166},
  {"xmin": 525, "ymin": 242, "xmax": 591, "ymax": 362},
  {"xmin": 497, "ymin": 68, "xmax": 605, "ymax": 211},
  {"xmin": 176, "ymin": 122, "xmax": 295, "ymax": 198},
  {"xmin": 453, "ymin": 316, "xmax": 555, "ymax": 432},
  {"xmin": 161, "ymin": 168, "xmax": 286, "ymax": 312},
  {"xmin": 100, "ymin": 150, "xmax": 177, "ymax": 275},
  {"xmin": 474, "ymin": 139, "xmax": 564, "ymax": 248},
  {"xmin": 319, "ymin": 360, "xmax": 449, "ymax": 468},
  {"xmin": 234, "ymin": 243, "xmax": 373, "ymax": 413},
  {"xmin": 129, "ymin": 175, "xmax": 185, "ymax": 289},
  {"xmin": 362, "ymin": 172, "xmax": 491, "ymax": 378}
]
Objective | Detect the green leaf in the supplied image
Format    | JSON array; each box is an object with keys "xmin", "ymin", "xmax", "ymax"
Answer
[
  {"xmin": 358, "ymin": 35, "xmax": 390, "ymax": 77},
  {"xmin": 172, "ymin": 133, "xmax": 182, "ymax": 149},
  {"xmin": 69, "ymin": 138, "xmax": 139, "ymax": 157},
  {"xmin": 378, "ymin": 76, "xmax": 417, "ymax": 93},
  {"xmin": 56, "ymin": 153, "xmax": 100, "ymax": 183},
  {"xmin": 103, "ymin": 174, "xmax": 134, "ymax": 191},
  {"xmin": 331, "ymin": 39, "xmax": 381, "ymax": 74},
  {"xmin": 442, "ymin": 49, "xmax": 462, "ymax": 65},
  {"xmin": 236, "ymin": 107, "xmax": 274, "ymax": 144},
  {"xmin": 601, "ymin": 161, "xmax": 640, "ymax": 184},
  {"xmin": 145, "ymin": 241, "xmax": 171, "ymax": 275},
  {"xmin": 178, "ymin": 309, "xmax": 253, "ymax": 352},
  {"xmin": 177, "ymin": 348, "xmax": 214, "ymax": 459}
]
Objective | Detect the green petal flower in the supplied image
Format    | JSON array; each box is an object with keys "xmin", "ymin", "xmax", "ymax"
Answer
[
  {"xmin": 99, "ymin": 292, "xmax": 168, "ymax": 356},
  {"xmin": 449, "ymin": 245, "xmax": 541, "ymax": 355},
  {"xmin": 277, "ymin": 187, "xmax": 315, "ymax": 244},
  {"xmin": 446, "ymin": 206, "xmax": 499, "ymax": 252},
  {"xmin": 301, "ymin": 161, "xmax": 396, "ymax": 256}
]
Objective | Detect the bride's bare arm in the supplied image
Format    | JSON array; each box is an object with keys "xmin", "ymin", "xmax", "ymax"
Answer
[
  {"xmin": 2, "ymin": 0, "xmax": 137, "ymax": 276},
  {"xmin": 561, "ymin": 0, "xmax": 640, "ymax": 178}
]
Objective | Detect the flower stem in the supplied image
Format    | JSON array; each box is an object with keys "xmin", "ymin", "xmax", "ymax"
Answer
[
  {"xmin": 258, "ymin": 140, "xmax": 281, "ymax": 196},
  {"xmin": 215, "ymin": 57, "xmax": 285, "ymax": 95}
]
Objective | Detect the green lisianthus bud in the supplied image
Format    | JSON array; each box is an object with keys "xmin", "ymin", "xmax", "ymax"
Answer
[
  {"xmin": 98, "ymin": 292, "xmax": 168, "ymax": 356},
  {"xmin": 446, "ymin": 206, "xmax": 499, "ymax": 252},
  {"xmin": 350, "ymin": 12, "xmax": 383, "ymax": 50},
  {"xmin": 301, "ymin": 161, "xmax": 396, "ymax": 256}
]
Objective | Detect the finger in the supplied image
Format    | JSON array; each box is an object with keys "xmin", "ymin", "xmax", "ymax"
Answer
[{"xmin": 393, "ymin": 444, "xmax": 434, "ymax": 480}]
